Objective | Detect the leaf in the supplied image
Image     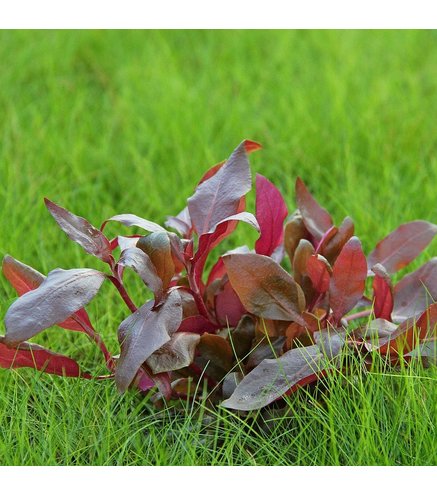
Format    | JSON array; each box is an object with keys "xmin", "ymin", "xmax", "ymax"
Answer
[
  {"xmin": 165, "ymin": 206, "xmax": 192, "ymax": 238},
  {"xmin": 293, "ymin": 239, "xmax": 315, "ymax": 284},
  {"xmin": 295, "ymin": 177, "xmax": 333, "ymax": 240},
  {"xmin": 306, "ymin": 254, "xmax": 331, "ymax": 294},
  {"xmin": 4, "ymin": 268, "xmax": 106, "ymax": 346},
  {"xmin": 192, "ymin": 212, "xmax": 259, "ymax": 287},
  {"xmin": 292, "ymin": 239, "xmax": 316, "ymax": 303},
  {"xmin": 284, "ymin": 212, "xmax": 309, "ymax": 263},
  {"xmin": 246, "ymin": 337, "xmax": 285, "ymax": 369},
  {"xmin": 101, "ymin": 214, "xmax": 166, "ymax": 233},
  {"xmin": 214, "ymin": 279, "xmax": 246, "ymax": 327},
  {"xmin": 177, "ymin": 315, "xmax": 219, "ymax": 334},
  {"xmin": 230, "ymin": 315, "xmax": 256, "ymax": 359},
  {"xmin": 329, "ymin": 236, "xmax": 367, "ymax": 323},
  {"xmin": 372, "ymin": 263, "xmax": 393, "ymax": 321},
  {"xmin": 222, "ymin": 344, "xmax": 330, "ymax": 411},
  {"xmin": 116, "ymin": 236, "xmax": 140, "ymax": 252},
  {"xmin": 115, "ymin": 291, "xmax": 182, "ymax": 392},
  {"xmin": 2, "ymin": 254, "xmax": 44, "ymax": 294},
  {"xmin": 378, "ymin": 302, "xmax": 437, "ymax": 355},
  {"xmin": 136, "ymin": 233, "xmax": 175, "ymax": 290},
  {"xmin": 44, "ymin": 198, "xmax": 112, "ymax": 263},
  {"xmin": 321, "ymin": 217, "xmax": 355, "ymax": 264},
  {"xmin": 187, "ymin": 141, "xmax": 252, "ymax": 235},
  {"xmin": 206, "ymin": 245, "xmax": 251, "ymax": 286},
  {"xmin": 223, "ymin": 253, "xmax": 305, "ymax": 324},
  {"xmin": 197, "ymin": 333, "xmax": 234, "ymax": 371},
  {"xmin": 392, "ymin": 258, "xmax": 437, "ymax": 323},
  {"xmin": 196, "ymin": 139, "xmax": 261, "ymax": 186},
  {"xmin": 117, "ymin": 247, "xmax": 163, "ymax": 300},
  {"xmin": 0, "ymin": 337, "xmax": 90, "ymax": 378},
  {"xmin": 367, "ymin": 221, "xmax": 437, "ymax": 274},
  {"xmin": 359, "ymin": 318, "xmax": 397, "ymax": 348},
  {"xmin": 2, "ymin": 256, "xmax": 111, "ymax": 365},
  {"xmin": 254, "ymin": 174, "xmax": 288, "ymax": 256},
  {"xmin": 146, "ymin": 333, "xmax": 200, "ymax": 374}
]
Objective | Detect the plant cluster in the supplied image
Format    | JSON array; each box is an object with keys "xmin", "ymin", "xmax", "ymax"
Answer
[{"xmin": 2, "ymin": 141, "xmax": 437, "ymax": 411}]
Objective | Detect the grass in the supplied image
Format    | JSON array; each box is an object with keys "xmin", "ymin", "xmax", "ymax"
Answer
[{"xmin": 1, "ymin": 29, "xmax": 437, "ymax": 465}]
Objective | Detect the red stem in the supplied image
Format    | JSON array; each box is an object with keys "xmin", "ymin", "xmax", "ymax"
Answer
[
  {"xmin": 71, "ymin": 315, "xmax": 115, "ymax": 371},
  {"xmin": 109, "ymin": 275, "xmax": 138, "ymax": 313},
  {"xmin": 345, "ymin": 309, "xmax": 372, "ymax": 322}
]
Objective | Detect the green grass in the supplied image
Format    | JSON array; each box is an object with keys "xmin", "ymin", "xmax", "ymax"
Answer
[{"xmin": 1, "ymin": 29, "xmax": 437, "ymax": 465}]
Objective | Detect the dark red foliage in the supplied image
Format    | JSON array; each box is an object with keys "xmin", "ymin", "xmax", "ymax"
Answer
[{"xmin": 2, "ymin": 140, "xmax": 437, "ymax": 411}]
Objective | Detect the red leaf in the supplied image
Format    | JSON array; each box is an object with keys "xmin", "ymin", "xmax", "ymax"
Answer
[
  {"xmin": 329, "ymin": 236, "xmax": 367, "ymax": 323},
  {"xmin": 214, "ymin": 280, "xmax": 246, "ymax": 327},
  {"xmin": 0, "ymin": 337, "xmax": 90, "ymax": 378},
  {"xmin": 187, "ymin": 141, "xmax": 252, "ymax": 235},
  {"xmin": 295, "ymin": 177, "xmax": 333, "ymax": 240},
  {"xmin": 45, "ymin": 198, "xmax": 112, "ymax": 264},
  {"xmin": 372, "ymin": 264, "xmax": 393, "ymax": 321},
  {"xmin": 307, "ymin": 254, "xmax": 331, "ymax": 294},
  {"xmin": 223, "ymin": 253, "xmax": 306, "ymax": 324},
  {"xmin": 254, "ymin": 174, "xmax": 288, "ymax": 256},
  {"xmin": 177, "ymin": 315, "xmax": 219, "ymax": 334},
  {"xmin": 192, "ymin": 212, "xmax": 259, "ymax": 288},
  {"xmin": 321, "ymin": 217, "xmax": 355, "ymax": 264},
  {"xmin": 368, "ymin": 221, "xmax": 437, "ymax": 274},
  {"xmin": 378, "ymin": 303, "xmax": 437, "ymax": 355}
]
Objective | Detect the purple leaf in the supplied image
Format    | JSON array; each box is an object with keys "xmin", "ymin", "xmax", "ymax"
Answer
[
  {"xmin": 101, "ymin": 214, "xmax": 166, "ymax": 233},
  {"xmin": 117, "ymin": 247, "xmax": 163, "ymax": 301},
  {"xmin": 222, "ymin": 343, "xmax": 341, "ymax": 411},
  {"xmin": 329, "ymin": 236, "xmax": 367, "ymax": 323},
  {"xmin": 4, "ymin": 268, "xmax": 106, "ymax": 346},
  {"xmin": 44, "ymin": 198, "xmax": 112, "ymax": 264},
  {"xmin": 115, "ymin": 290, "xmax": 182, "ymax": 392},
  {"xmin": 392, "ymin": 258, "xmax": 437, "ymax": 322},
  {"xmin": 0, "ymin": 336, "xmax": 90, "ymax": 378},
  {"xmin": 165, "ymin": 206, "xmax": 192, "ymax": 238},
  {"xmin": 117, "ymin": 236, "xmax": 140, "ymax": 251},
  {"xmin": 254, "ymin": 174, "xmax": 288, "ymax": 256},
  {"xmin": 368, "ymin": 220, "xmax": 437, "ymax": 274},
  {"xmin": 2, "ymin": 255, "xmax": 96, "ymax": 334},
  {"xmin": 146, "ymin": 332, "xmax": 200, "ymax": 374},
  {"xmin": 295, "ymin": 177, "xmax": 333, "ymax": 240},
  {"xmin": 187, "ymin": 141, "xmax": 252, "ymax": 235}
]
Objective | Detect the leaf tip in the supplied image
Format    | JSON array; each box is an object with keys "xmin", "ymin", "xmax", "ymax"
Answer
[{"xmin": 243, "ymin": 140, "xmax": 262, "ymax": 154}]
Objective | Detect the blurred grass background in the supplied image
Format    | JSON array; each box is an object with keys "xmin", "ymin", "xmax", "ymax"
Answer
[{"xmin": 1, "ymin": 30, "xmax": 437, "ymax": 465}]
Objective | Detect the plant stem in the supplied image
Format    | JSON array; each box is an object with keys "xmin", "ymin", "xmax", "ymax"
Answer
[
  {"xmin": 109, "ymin": 275, "xmax": 138, "ymax": 313},
  {"xmin": 345, "ymin": 309, "xmax": 372, "ymax": 322},
  {"xmin": 71, "ymin": 315, "xmax": 115, "ymax": 371}
]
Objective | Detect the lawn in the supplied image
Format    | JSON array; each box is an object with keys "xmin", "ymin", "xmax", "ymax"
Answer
[{"xmin": 1, "ymin": 29, "xmax": 437, "ymax": 465}]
